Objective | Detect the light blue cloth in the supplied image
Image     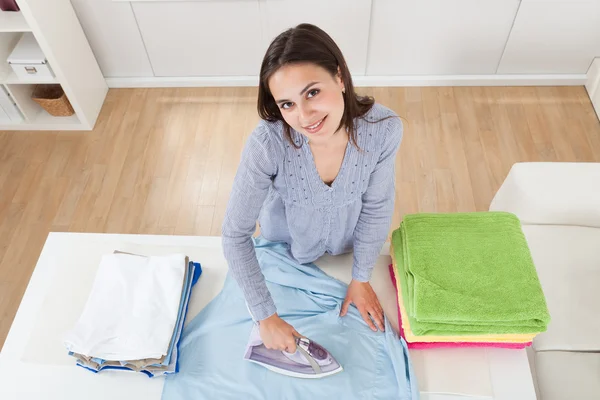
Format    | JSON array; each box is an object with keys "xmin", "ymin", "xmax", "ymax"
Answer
[{"xmin": 162, "ymin": 238, "xmax": 419, "ymax": 399}]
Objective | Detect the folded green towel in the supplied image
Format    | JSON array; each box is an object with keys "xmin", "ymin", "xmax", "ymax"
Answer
[{"xmin": 391, "ymin": 212, "xmax": 551, "ymax": 336}]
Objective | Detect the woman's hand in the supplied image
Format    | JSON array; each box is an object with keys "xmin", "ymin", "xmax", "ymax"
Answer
[
  {"xmin": 340, "ymin": 280, "xmax": 385, "ymax": 331},
  {"xmin": 259, "ymin": 314, "xmax": 303, "ymax": 353}
]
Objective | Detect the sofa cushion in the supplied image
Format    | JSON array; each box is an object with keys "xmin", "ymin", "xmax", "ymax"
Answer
[
  {"xmin": 534, "ymin": 351, "xmax": 600, "ymax": 400},
  {"xmin": 522, "ymin": 225, "xmax": 600, "ymax": 351},
  {"xmin": 490, "ymin": 162, "xmax": 600, "ymax": 228}
]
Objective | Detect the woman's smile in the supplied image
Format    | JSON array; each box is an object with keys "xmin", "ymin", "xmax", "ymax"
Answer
[{"xmin": 303, "ymin": 115, "xmax": 327, "ymax": 134}]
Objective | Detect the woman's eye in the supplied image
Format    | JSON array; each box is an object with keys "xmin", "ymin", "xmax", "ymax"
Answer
[
  {"xmin": 281, "ymin": 102, "xmax": 293, "ymax": 110},
  {"xmin": 307, "ymin": 89, "xmax": 320, "ymax": 98}
]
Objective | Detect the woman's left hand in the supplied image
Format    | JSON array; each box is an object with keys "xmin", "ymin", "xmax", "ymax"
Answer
[{"xmin": 340, "ymin": 279, "xmax": 385, "ymax": 331}]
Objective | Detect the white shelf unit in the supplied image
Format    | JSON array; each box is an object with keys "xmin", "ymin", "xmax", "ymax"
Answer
[{"xmin": 0, "ymin": 1, "xmax": 107, "ymax": 131}]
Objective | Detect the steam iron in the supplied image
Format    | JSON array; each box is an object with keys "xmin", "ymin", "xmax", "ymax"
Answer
[{"xmin": 243, "ymin": 323, "xmax": 343, "ymax": 379}]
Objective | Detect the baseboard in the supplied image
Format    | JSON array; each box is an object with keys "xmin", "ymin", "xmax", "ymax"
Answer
[
  {"xmin": 106, "ymin": 76, "xmax": 259, "ymax": 88},
  {"xmin": 353, "ymin": 74, "xmax": 586, "ymax": 87},
  {"xmin": 105, "ymin": 74, "xmax": 587, "ymax": 88},
  {"xmin": 585, "ymin": 58, "xmax": 600, "ymax": 120}
]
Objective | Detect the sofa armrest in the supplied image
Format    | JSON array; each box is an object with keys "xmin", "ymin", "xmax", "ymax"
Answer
[{"xmin": 489, "ymin": 162, "xmax": 600, "ymax": 227}]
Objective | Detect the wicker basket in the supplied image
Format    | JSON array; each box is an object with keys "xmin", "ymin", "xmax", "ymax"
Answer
[{"xmin": 31, "ymin": 84, "xmax": 75, "ymax": 117}]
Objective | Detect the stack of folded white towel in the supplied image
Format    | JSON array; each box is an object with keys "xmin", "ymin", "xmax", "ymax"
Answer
[{"xmin": 63, "ymin": 251, "xmax": 201, "ymax": 377}]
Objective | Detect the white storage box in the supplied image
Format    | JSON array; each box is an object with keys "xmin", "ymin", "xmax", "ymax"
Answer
[{"xmin": 7, "ymin": 33, "xmax": 54, "ymax": 81}]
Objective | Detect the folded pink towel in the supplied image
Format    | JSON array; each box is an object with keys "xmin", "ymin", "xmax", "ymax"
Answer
[
  {"xmin": 389, "ymin": 264, "xmax": 532, "ymax": 350},
  {"xmin": 407, "ymin": 341, "xmax": 531, "ymax": 350}
]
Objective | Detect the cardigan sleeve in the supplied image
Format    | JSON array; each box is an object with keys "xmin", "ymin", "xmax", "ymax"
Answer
[
  {"xmin": 221, "ymin": 123, "xmax": 278, "ymax": 321},
  {"xmin": 352, "ymin": 116, "xmax": 403, "ymax": 282}
]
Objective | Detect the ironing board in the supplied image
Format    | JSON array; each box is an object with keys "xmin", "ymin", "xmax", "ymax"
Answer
[{"xmin": 0, "ymin": 232, "xmax": 536, "ymax": 400}]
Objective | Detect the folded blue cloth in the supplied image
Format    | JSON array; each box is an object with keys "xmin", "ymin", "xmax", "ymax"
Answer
[
  {"xmin": 73, "ymin": 261, "xmax": 202, "ymax": 378},
  {"xmin": 162, "ymin": 238, "xmax": 419, "ymax": 399}
]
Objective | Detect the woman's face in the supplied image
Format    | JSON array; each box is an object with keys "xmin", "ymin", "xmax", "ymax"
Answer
[{"xmin": 268, "ymin": 62, "xmax": 346, "ymax": 143}]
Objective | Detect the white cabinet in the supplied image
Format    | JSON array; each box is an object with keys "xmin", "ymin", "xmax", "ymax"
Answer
[
  {"xmin": 497, "ymin": 0, "xmax": 600, "ymax": 74},
  {"xmin": 62, "ymin": 0, "xmax": 600, "ymax": 84},
  {"xmin": 131, "ymin": 1, "xmax": 263, "ymax": 76},
  {"xmin": 366, "ymin": 0, "xmax": 520, "ymax": 75},
  {"xmin": 70, "ymin": 0, "xmax": 153, "ymax": 78},
  {"xmin": 259, "ymin": 0, "xmax": 372, "ymax": 75}
]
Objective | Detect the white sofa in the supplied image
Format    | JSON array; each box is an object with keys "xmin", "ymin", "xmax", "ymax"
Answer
[{"xmin": 489, "ymin": 162, "xmax": 600, "ymax": 400}]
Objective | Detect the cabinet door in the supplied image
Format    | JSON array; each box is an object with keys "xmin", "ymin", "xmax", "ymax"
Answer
[
  {"xmin": 497, "ymin": 0, "xmax": 600, "ymax": 74},
  {"xmin": 366, "ymin": 0, "xmax": 520, "ymax": 75},
  {"xmin": 132, "ymin": 1, "xmax": 263, "ymax": 76},
  {"xmin": 260, "ymin": 0, "xmax": 372, "ymax": 75},
  {"xmin": 70, "ymin": 0, "xmax": 154, "ymax": 77}
]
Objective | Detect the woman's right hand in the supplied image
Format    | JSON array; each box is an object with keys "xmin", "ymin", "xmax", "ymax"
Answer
[{"xmin": 259, "ymin": 314, "xmax": 302, "ymax": 353}]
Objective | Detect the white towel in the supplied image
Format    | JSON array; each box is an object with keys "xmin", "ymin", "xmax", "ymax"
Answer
[{"xmin": 63, "ymin": 253, "xmax": 187, "ymax": 361}]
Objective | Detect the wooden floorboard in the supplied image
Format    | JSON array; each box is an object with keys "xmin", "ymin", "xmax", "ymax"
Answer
[{"xmin": 0, "ymin": 86, "xmax": 599, "ymax": 348}]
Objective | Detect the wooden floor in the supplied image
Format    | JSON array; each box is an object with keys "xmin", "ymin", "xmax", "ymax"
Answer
[{"xmin": 1, "ymin": 86, "xmax": 599, "ymax": 348}]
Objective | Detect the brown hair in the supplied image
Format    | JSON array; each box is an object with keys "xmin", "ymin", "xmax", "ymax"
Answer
[{"xmin": 257, "ymin": 23, "xmax": 377, "ymax": 149}]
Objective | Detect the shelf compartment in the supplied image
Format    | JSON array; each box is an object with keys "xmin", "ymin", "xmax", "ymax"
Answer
[
  {"xmin": 0, "ymin": 11, "xmax": 30, "ymax": 33},
  {"xmin": 0, "ymin": 32, "xmax": 58, "ymax": 84},
  {"xmin": 5, "ymin": 83, "xmax": 79, "ymax": 124}
]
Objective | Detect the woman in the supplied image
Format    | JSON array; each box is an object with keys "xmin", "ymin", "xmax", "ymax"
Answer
[{"xmin": 222, "ymin": 23, "xmax": 403, "ymax": 354}]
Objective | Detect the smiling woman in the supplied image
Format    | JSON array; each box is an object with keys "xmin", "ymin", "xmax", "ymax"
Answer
[{"xmin": 222, "ymin": 23, "xmax": 403, "ymax": 355}]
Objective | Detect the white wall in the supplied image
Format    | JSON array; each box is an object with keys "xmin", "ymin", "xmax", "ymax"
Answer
[
  {"xmin": 587, "ymin": 58, "xmax": 600, "ymax": 119},
  {"xmin": 70, "ymin": 0, "xmax": 600, "ymax": 84}
]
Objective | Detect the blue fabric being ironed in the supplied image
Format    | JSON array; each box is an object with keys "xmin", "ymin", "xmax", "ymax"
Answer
[{"xmin": 162, "ymin": 238, "xmax": 419, "ymax": 400}]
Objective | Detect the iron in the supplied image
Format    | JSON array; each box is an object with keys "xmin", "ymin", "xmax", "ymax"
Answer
[{"xmin": 243, "ymin": 323, "xmax": 343, "ymax": 379}]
